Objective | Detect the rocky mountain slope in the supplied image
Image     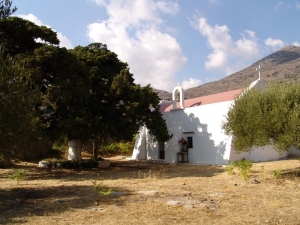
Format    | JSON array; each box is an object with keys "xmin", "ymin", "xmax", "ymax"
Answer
[{"xmin": 154, "ymin": 45, "xmax": 300, "ymax": 100}]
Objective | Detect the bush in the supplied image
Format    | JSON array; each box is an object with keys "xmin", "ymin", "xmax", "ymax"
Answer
[
  {"xmin": 10, "ymin": 169, "xmax": 27, "ymax": 184},
  {"xmin": 100, "ymin": 141, "xmax": 134, "ymax": 155},
  {"xmin": 43, "ymin": 158, "xmax": 98, "ymax": 169},
  {"xmin": 91, "ymin": 180, "xmax": 113, "ymax": 201},
  {"xmin": 225, "ymin": 161, "xmax": 236, "ymax": 174},
  {"xmin": 235, "ymin": 159, "xmax": 253, "ymax": 180},
  {"xmin": 225, "ymin": 159, "xmax": 253, "ymax": 180}
]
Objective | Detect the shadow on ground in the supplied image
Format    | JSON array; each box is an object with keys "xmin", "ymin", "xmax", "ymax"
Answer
[{"xmin": 0, "ymin": 184, "xmax": 130, "ymax": 224}]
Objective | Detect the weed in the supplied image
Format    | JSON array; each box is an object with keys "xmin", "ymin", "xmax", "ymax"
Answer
[
  {"xmin": 10, "ymin": 169, "xmax": 27, "ymax": 184},
  {"xmin": 272, "ymin": 169, "xmax": 282, "ymax": 179},
  {"xmin": 225, "ymin": 161, "xmax": 236, "ymax": 174},
  {"xmin": 235, "ymin": 159, "xmax": 253, "ymax": 180},
  {"xmin": 225, "ymin": 159, "xmax": 252, "ymax": 180},
  {"xmin": 91, "ymin": 180, "xmax": 113, "ymax": 201}
]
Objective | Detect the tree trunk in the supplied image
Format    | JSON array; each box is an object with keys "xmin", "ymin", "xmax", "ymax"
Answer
[
  {"xmin": 68, "ymin": 139, "xmax": 82, "ymax": 161},
  {"xmin": 92, "ymin": 140, "xmax": 99, "ymax": 161}
]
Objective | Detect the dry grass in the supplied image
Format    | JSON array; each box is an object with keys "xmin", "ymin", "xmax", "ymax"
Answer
[{"xmin": 1, "ymin": 156, "xmax": 300, "ymax": 225}]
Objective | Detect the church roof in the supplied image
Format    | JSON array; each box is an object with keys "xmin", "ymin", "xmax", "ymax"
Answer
[{"xmin": 161, "ymin": 89, "xmax": 242, "ymax": 112}]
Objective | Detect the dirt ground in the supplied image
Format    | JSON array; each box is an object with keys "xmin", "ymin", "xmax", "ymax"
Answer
[{"xmin": 0, "ymin": 156, "xmax": 300, "ymax": 225}]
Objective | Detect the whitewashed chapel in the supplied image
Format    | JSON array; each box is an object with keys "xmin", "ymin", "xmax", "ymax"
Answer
[{"xmin": 131, "ymin": 76, "xmax": 298, "ymax": 165}]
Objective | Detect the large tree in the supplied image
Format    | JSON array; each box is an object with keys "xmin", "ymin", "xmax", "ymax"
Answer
[
  {"xmin": 0, "ymin": 15, "xmax": 90, "ymax": 160},
  {"xmin": 70, "ymin": 43, "xmax": 172, "ymax": 160},
  {"xmin": 222, "ymin": 82, "xmax": 300, "ymax": 153},
  {"xmin": 19, "ymin": 45, "xmax": 91, "ymax": 160},
  {"xmin": 0, "ymin": 50, "xmax": 40, "ymax": 166}
]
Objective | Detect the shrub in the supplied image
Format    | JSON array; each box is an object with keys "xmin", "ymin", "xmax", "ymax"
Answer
[
  {"xmin": 225, "ymin": 161, "xmax": 237, "ymax": 174},
  {"xmin": 272, "ymin": 169, "xmax": 282, "ymax": 179},
  {"xmin": 43, "ymin": 158, "xmax": 98, "ymax": 169},
  {"xmin": 91, "ymin": 180, "xmax": 113, "ymax": 201},
  {"xmin": 235, "ymin": 159, "xmax": 253, "ymax": 180},
  {"xmin": 100, "ymin": 141, "xmax": 134, "ymax": 155},
  {"xmin": 10, "ymin": 169, "xmax": 27, "ymax": 184},
  {"xmin": 225, "ymin": 159, "xmax": 253, "ymax": 180}
]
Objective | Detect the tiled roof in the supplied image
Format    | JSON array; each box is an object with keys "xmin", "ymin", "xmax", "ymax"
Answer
[{"xmin": 161, "ymin": 89, "xmax": 242, "ymax": 112}]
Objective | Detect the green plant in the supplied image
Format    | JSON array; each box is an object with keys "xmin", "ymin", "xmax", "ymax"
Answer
[
  {"xmin": 222, "ymin": 81, "xmax": 300, "ymax": 153},
  {"xmin": 225, "ymin": 159, "xmax": 252, "ymax": 180},
  {"xmin": 225, "ymin": 161, "xmax": 237, "ymax": 174},
  {"xmin": 235, "ymin": 159, "xmax": 253, "ymax": 180},
  {"xmin": 41, "ymin": 158, "xmax": 98, "ymax": 169},
  {"xmin": 10, "ymin": 169, "xmax": 27, "ymax": 184},
  {"xmin": 91, "ymin": 180, "xmax": 113, "ymax": 201},
  {"xmin": 100, "ymin": 141, "xmax": 135, "ymax": 155},
  {"xmin": 272, "ymin": 169, "xmax": 282, "ymax": 179}
]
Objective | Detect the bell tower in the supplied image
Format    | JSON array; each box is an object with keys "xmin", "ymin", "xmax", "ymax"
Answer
[{"xmin": 171, "ymin": 84, "xmax": 185, "ymax": 110}]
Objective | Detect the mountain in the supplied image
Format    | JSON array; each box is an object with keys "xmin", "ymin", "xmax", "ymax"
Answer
[
  {"xmin": 152, "ymin": 88, "xmax": 173, "ymax": 100},
  {"xmin": 154, "ymin": 45, "xmax": 300, "ymax": 100}
]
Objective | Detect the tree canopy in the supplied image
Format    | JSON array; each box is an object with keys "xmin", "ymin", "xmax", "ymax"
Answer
[
  {"xmin": 222, "ymin": 82, "xmax": 300, "ymax": 153},
  {"xmin": 18, "ymin": 45, "xmax": 91, "ymax": 141},
  {"xmin": 0, "ymin": 50, "xmax": 40, "ymax": 165},
  {"xmin": 0, "ymin": 0, "xmax": 17, "ymax": 19},
  {"xmin": 70, "ymin": 44, "xmax": 172, "ymax": 159},
  {"xmin": 0, "ymin": 17, "xmax": 59, "ymax": 55}
]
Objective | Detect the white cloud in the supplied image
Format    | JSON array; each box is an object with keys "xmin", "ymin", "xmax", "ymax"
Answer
[
  {"xmin": 181, "ymin": 78, "xmax": 202, "ymax": 90},
  {"xmin": 265, "ymin": 37, "xmax": 284, "ymax": 50},
  {"xmin": 297, "ymin": 3, "xmax": 300, "ymax": 9},
  {"xmin": 293, "ymin": 42, "xmax": 300, "ymax": 46},
  {"xmin": 56, "ymin": 33, "xmax": 73, "ymax": 49},
  {"xmin": 194, "ymin": 17, "xmax": 261, "ymax": 75},
  {"xmin": 275, "ymin": 2, "xmax": 283, "ymax": 9},
  {"xmin": 88, "ymin": 0, "xmax": 186, "ymax": 91},
  {"xmin": 157, "ymin": 1, "xmax": 179, "ymax": 15},
  {"xmin": 18, "ymin": 14, "xmax": 73, "ymax": 49}
]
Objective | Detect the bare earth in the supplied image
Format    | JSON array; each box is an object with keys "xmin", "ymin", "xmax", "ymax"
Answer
[{"xmin": 0, "ymin": 156, "xmax": 300, "ymax": 225}]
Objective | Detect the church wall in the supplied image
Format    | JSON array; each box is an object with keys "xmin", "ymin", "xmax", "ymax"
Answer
[
  {"xmin": 162, "ymin": 101, "xmax": 233, "ymax": 164},
  {"xmin": 146, "ymin": 130, "xmax": 159, "ymax": 160},
  {"xmin": 131, "ymin": 126, "xmax": 147, "ymax": 160},
  {"xmin": 229, "ymin": 145, "xmax": 288, "ymax": 162}
]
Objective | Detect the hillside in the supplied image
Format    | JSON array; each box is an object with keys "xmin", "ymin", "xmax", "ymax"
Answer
[{"xmin": 155, "ymin": 45, "xmax": 300, "ymax": 100}]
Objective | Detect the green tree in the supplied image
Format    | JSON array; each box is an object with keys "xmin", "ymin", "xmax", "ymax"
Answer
[
  {"xmin": 0, "ymin": 17, "xmax": 59, "ymax": 55},
  {"xmin": 0, "ymin": 12, "xmax": 90, "ymax": 161},
  {"xmin": 70, "ymin": 43, "xmax": 172, "ymax": 160},
  {"xmin": 222, "ymin": 82, "xmax": 300, "ymax": 153},
  {"xmin": 0, "ymin": 50, "xmax": 40, "ymax": 166},
  {"xmin": 18, "ymin": 45, "xmax": 91, "ymax": 160},
  {"xmin": 0, "ymin": 0, "xmax": 17, "ymax": 19}
]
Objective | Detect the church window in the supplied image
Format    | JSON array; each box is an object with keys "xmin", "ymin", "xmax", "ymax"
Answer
[
  {"xmin": 187, "ymin": 137, "xmax": 193, "ymax": 148},
  {"xmin": 158, "ymin": 142, "xmax": 165, "ymax": 159}
]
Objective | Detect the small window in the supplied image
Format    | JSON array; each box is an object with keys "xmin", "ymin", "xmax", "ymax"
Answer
[
  {"xmin": 158, "ymin": 142, "xmax": 165, "ymax": 159},
  {"xmin": 187, "ymin": 137, "xmax": 193, "ymax": 148}
]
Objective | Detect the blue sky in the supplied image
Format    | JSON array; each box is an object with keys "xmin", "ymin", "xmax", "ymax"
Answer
[{"xmin": 12, "ymin": 0, "xmax": 300, "ymax": 92}]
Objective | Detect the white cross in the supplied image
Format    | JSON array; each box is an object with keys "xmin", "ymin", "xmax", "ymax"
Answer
[{"xmin": 256, "ymin": 65, "xmax": 261, "ymax": 80}]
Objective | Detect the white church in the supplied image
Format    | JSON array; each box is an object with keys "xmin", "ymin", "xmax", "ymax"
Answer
[{"xmin": 131, "ymin": 76, "xmax": 299, "ymax": 165}]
